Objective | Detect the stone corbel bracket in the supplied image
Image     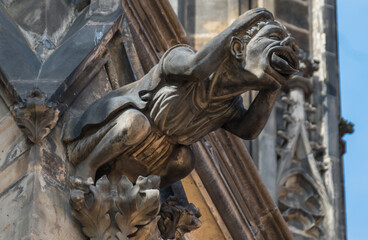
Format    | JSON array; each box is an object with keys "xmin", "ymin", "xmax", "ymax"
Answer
[{"xmin": 10, "ymin": 87, "xmax": 59, "ymax": 144}]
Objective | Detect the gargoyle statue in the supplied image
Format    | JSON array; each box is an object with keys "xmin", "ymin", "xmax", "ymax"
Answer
[{"xmin": 64, "ymin": 8, "xmax": 299, "ymax": 188}]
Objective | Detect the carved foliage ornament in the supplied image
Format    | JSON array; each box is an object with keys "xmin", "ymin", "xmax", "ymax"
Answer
[
  {"xmin": 115, "ymin": 175, "xmax": 161, "ymax": 239},
  {"xmin": 11, "ymin": 87, "xmax": 59, "ymax": 144},
  {"xmin": 158, "ymin": 197, "xmax": 202, "ymax": 240},
  {"xmin": 70, "ymin": 176, "xmax": 114, "ymax": 240},
  {"xmin": 70, "ymin": 175, "xmax": 161, "ymax": 240}
]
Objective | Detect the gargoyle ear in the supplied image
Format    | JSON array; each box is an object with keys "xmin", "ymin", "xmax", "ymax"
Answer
[{"xmin": 229, "ymin": 36, "xmax": 246, "ymax": 60}]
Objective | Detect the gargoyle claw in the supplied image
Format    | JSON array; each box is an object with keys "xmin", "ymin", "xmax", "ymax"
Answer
[{"xmin": 70, "ymin": 176, "xmax": 94, "ymax": 192}]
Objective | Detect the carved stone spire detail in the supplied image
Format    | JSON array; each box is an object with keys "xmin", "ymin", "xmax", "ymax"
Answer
[{"xmin": 276, "ymin": 52, "xmax": 330, "ymax": 239}]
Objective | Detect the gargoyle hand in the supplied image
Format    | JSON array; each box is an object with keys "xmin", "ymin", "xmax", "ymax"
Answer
[{"xmin": 230, "ymin": 8, "xmax": 274, "ymax": 33}]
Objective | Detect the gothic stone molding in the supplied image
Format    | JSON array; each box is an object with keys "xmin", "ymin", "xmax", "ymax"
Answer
[
  {"xmin": 194, "ymin": 129, "xmax": 294, "ymax": 240},
  {"xmin": 277, "ymin": 89, "xmax": 328, "ymax": 239}
]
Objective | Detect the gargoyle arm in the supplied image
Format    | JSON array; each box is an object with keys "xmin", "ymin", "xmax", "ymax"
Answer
[
  {"xmin": 163, "ymin": 9, "xmax": 273, "ymax": 82},
  {"xmin": 223, "ymin": 89, "xmax": 278, "ymax": 140}
]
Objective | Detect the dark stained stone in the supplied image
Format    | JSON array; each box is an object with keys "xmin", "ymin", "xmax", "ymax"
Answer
[
  {"xmin": 39, "ymin": 23, "xmax": 114, "ymax": 80},
  {"xmin": 275, "ymin": 0, "xmax": 309, "ymax": 30},
  {"xmin": 59, "ymin": 8, "xmax": 89, "ymax": 45},
  {"xmin": 323, "ymin": 7, "xmax": 338, "ymax": 53},
  {"xmin": 287, "ymin": 26, "xmax": 310, "ymax": 54},
  {"xmin": 325, "ymin": 0, "xmax": 336, "ymax": 7},
  {"xmin": 326, "ymin": 53, "xmax": 339, "ymax": 97},
  {"xmin": 0, "ymin": 6, "xmax": 40, "ymax": 81},
  {"xmin": 10, "ymin": 80, "xmax": 62, "ymax": 98},
  {"xmin": 2, "ymin": 0, "xmax": 46, "ymax": 35},
  {"xmin": 46, "ymin": 0, "xmax": 74, "ymax": 39}
]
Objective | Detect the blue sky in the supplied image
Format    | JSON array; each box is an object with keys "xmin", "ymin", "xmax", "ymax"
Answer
[{"xmin": 337, "ymin": 0, "xmax": 368, "ymax": 239}]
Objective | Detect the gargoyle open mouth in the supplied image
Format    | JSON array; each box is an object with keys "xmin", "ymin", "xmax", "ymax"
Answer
[{"xmin": 269, "ymin": 48, "xmax": 299, "ymax": 78}]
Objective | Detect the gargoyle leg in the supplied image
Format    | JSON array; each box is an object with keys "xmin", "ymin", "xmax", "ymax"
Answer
[
  {"xmin": 74, "ymin": 109, "xmax": 151, "ymax": 180},
  {"xmin": 154, "ymin": 145, "xmax": 195, "ymax": 188}
]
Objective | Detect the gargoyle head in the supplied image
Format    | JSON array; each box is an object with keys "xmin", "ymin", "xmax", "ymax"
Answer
[{"xmin": 229, "ymin": 19, "xmax": 300, "ymax": 89}]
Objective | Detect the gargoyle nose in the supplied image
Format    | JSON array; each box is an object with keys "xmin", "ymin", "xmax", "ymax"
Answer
[{"xmin": 281, "ymin": 35, "xmax": 299, "ymax": 54}]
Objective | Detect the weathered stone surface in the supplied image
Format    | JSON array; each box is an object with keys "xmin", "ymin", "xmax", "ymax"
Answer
[
  {"xmin": 0, "ymin": 0, "xmax": 122, "ymax": 99},
  {"xmin": 64, "ymin": 66, "xmax": 113, "ymax": 119},
  {"xmin": 0, "ymin": 133, "xmax": 84, "ymax": 240},
  {"xmin": 0, "ymin": 92, "xmax": 30, "ymax": 199},
  {"xmin": 321, "ymin": 6, "xmax": 338, "ymax": 54},
  {"xmin": 0, "ymin": 6, "xmax": 41, "ymax": 81},
  {"xmin": 38, "ymin": 13, "xmax": 120, "ymax": 80},
  {"xmin": 0, "ymin": 173, "xmax": 34, "ymax": 240},
  {"xmin": 70, "ymin": 176, "xmax": 114, "ymax": 239},
  {"xmin": 274, "ymin": 49, "xmax": 337, "ymax": 239},
  {"xmin": 0, "ymin": 110, "xmax": 28, "ymax": 170}
]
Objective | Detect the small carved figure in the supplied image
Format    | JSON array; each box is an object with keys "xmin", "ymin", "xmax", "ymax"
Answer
[{"xmin": 64, "ymin": 8, "xmax": 299, "ymax": 187}]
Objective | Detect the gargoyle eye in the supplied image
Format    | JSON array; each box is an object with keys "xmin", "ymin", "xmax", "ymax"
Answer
[{"xmin": 269, "ymin": 34, "xmax": 281, "ymax": 41}]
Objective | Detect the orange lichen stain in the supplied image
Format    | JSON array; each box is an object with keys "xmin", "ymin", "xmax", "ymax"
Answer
[
  {"xmin": 2, "ymin": 223, "xmax": 10, "ymax": 232},
  {"xmin": 57, "ymin": 166, "xmax": 66, "ymax": 182}
]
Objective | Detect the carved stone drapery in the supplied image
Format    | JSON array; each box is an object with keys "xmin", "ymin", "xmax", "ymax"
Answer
[{"xmin": 11, "ymin": 87, "xmax": 59, "ymax": 144}]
